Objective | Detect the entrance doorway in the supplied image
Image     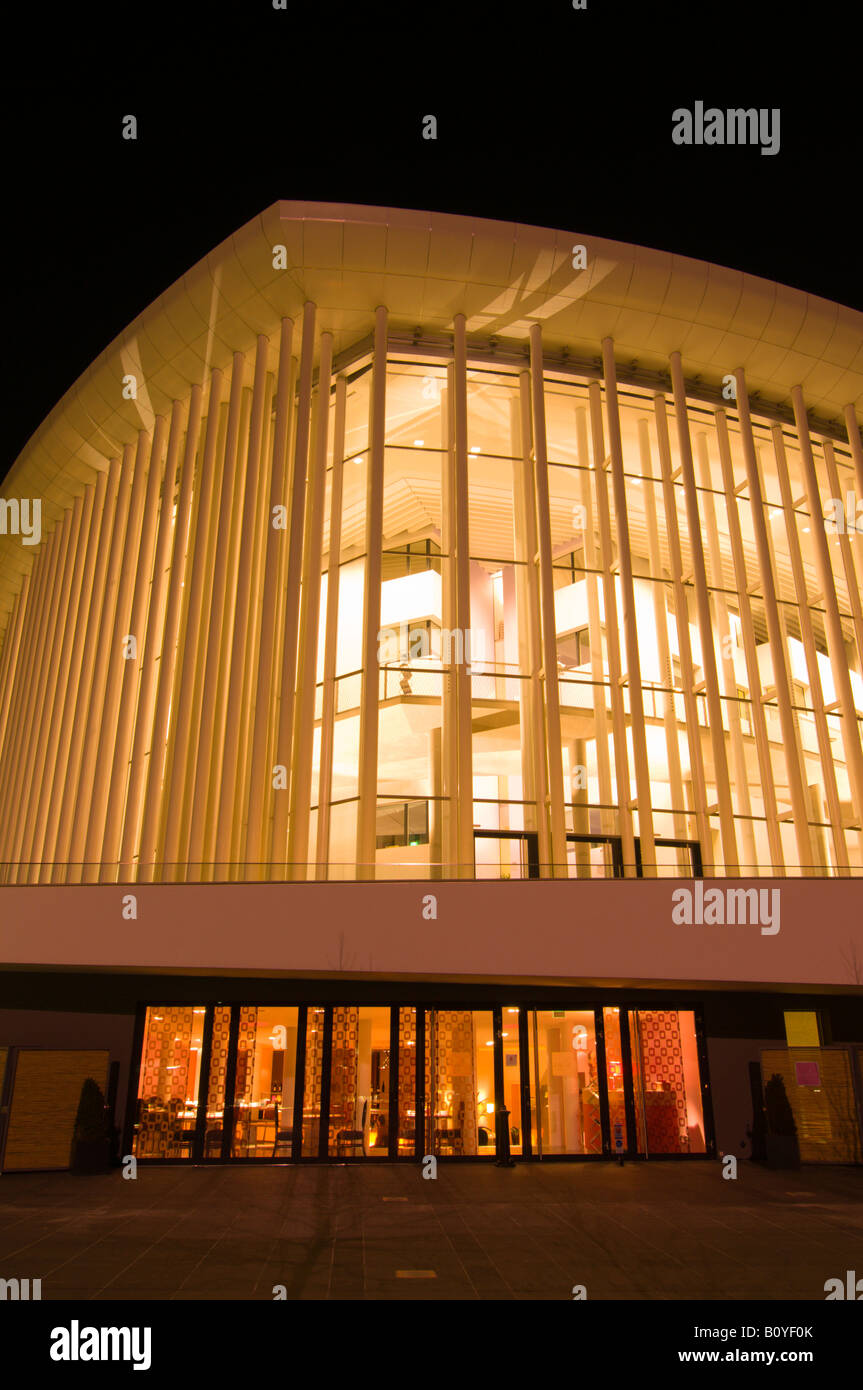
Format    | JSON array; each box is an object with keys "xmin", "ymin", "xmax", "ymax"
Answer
[{"xmin": 129, "ymin": 1002, "xmax": 713, "ymax": 1162}]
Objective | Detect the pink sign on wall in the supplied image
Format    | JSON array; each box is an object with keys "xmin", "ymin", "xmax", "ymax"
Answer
[{"xmin": 794, "ymin": 1061, "xmax": 820, "ymax": 1086}]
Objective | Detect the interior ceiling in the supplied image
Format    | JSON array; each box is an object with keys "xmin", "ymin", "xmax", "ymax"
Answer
[{"xmin": 325, "ymin": 373, "xmax": 855, "ymax": 653}]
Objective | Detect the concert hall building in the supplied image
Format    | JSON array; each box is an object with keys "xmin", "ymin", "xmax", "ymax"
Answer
[{"xmin": 0, "ymin": 201, "xmax": 861, "ymax": 1172}]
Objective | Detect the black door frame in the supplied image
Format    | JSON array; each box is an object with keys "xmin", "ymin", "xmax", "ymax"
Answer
[{"xmin": 125, "ymin": 998, "xmax": 715, "ymax": 1165}]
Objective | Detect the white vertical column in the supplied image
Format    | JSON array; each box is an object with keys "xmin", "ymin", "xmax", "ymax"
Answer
[
  {"xmin": 186, "ymin": 351, "xmax": 246, "ymax": 878},
  {"xmin": 842, "ymin": 405, "xmax": 863, "ymax": 597},
  {"xmin": 576, "ymin": 407, "xmax": 614, "ymax": 839},
  {"xmin": 13, "ymin": 502, "xmax": 81, "ymax": 882},
  {"xmin": 822, "ymin": 438, "xmax": 863, "ymax": 675},
  {"xmin": 792, "ymin": 386, "xmax": 863, "ymax": 839},
  {"xmin": 85, "ymin": 404, "xmax": 180, "ymax": 882},
  {"xmin": 40, "ymin": 467, "xmax": 115, "ymax": 878},
  {"xmin": 316, "ymin": 372, "xmax": 347, "ymax": 878},
  {"xmin": 52, "ymin": 442, "xmax": 134, "ymax": 878},
  {"xmin": 271, "ymin": 304, "xmax": 316, "ymax": 877},
  {"xmin": 245, "ymin": 319, "xmax": 295, "ymax": 879},
  {"xmin": 589, "ymin": 382, "xmax": 637, "ymax": 875},
  {"xmin": 288, "ymin": 331, "xmax": 333, "ymax": 879},
  {"xmin": 453, "ymin": 314, "xmax": 476, "ymax": 879},
  {"xmin": 71, "ymin": 417, "xmax": 168, "ymax": 883},
  {"xmin": 515, "ymin": 377, "xmax": 551, "ymax": 873},
  {"xmin": 728, "ymin": 364, "xmax": 817, "ymax": 872},
  {"xmin": 441, "ymin": 369, "xmax": 459, "ymax": 878},
  {"xmin": 0, "ymin": 573, "xmax": 30, "ymax": 760},
  {"xmin": 772, "ymin": 423, "xmax": 848, "ymax": 872},
  {"xmin": 652, "ymin": 394, "xmax": 713, "ymax": 870},
  {"xmin": 5, "ymin": 521, "xmax": 65, "ymax": 882},
  {"xmin": 355, "ymin": 306, "xmax": 387, "ymax": 881},
  {"xmin": 694, "ymin": 432, "xmax": 757, "ymax": 872},
  {"xmin": 713, "ymin": 409, "xmax": 784, "ymax": 871},
  {"xmin": 529, "ymin": 323, "xmax": 568, "ymax": 877},
  {"xmin": 146, "ymin": 370, "xmax": 224, "ymax": 882},
  {"xmin": 0, "ymin": 526, "xmax": 58, "ymax": 870},
  {"xmin": 28, "ymin": 480, "xmax": 98, "ymax": 882},
  {"xmin": 233, "ymin": 372, "xmax": 276, "ymax": 871},
  {"xmin": 602, "ymin": 340, "xmax": 656, "ymax": 875},
  {"xmin": 117, "ymin": 384, "xmax": 203, "ymax": 881},
  {"xmin": 215, "ymin": 335, "xmax": 271, "ymax": 878},
  {"xmin": 736, "ymin": 370, "xmax": 815, "ymax": 874},
  {"xmin": 0, "ymin": 544, "xmax": 49, "ymax": 880},
  {"xmin": 638, "ymin": 420, "xmax": 690, "ymax": 857},
  {"xmin": 670, "ymin": 353, "xmax": 738, "ymax": 873}
]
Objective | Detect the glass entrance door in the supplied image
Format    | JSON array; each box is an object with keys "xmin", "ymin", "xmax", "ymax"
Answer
[
  {"xmin": 527, "ymin": 1010, "xmax": 602, "ymax": 1155},
  {"xmin": 628, "ymin": 1010, "xmax": 707, "ymax": 1154},
  {"xmin": 327, "ymin": 1006, "xmax": 391, "ymax": 1157}
]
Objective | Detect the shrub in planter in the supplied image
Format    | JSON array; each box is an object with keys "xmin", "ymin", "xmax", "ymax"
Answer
[
  {"xmin": 70, "ymin": 1078, "xmax": 112, "ymax": 1174},
  {"xmin": 764, "ymin": 1073, "xmax": 800, "ymax": 1170}
]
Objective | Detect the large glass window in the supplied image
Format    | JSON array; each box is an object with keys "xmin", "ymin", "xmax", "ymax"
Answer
[
  {"xmin": 301, "ymin": 1007, "xmax": 325, "ymax": 1156},
  {"xmin": 424, "ymin": 1009, "xmax": 495, "ymax": 1157},
  {"xmin": 328, "ymin": 1006, "xmax": 391, "ymax": 1157},
  {"xmin": 629, "ymin": 1009, "xmax": 706, "ymax": 1154},
  {"xmin": 501, "ymin": 1006, "xmax": 524, "ymax": 1155},
  {"xmin": 133, "ymin": 1006, "xmax": 206, "ymax": 1159},
  {"xmin": 528, "ymin": 1009, "xmax": 601, "ymax": 1155},
  {"xmin": 231, "ymin": 1007, "xmax": 299, "ymax": 1158}
]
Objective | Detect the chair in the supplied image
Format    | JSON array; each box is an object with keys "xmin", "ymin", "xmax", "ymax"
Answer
[
  {"xmin": 434, "ymin": 1125, "xmax": 462, "ymax": 1153},
  {"xmin": 270, "ymin": 1099, "xmax": 293, "ymax": 1157},
  {"xmin": 336, "ymin": 1099, "xmax": 368, "ymax": 1156},
  {"xmin": 435, "ymin": 1100, "xmax": 465, "ymax": 1155},
  {"xmin": 171, "ymin": 1127, "xmax": 195, "ymax": 1158},
  {"xmin": 204, "ymin": 1127, "xmax": 223, "ymax": 1157}
]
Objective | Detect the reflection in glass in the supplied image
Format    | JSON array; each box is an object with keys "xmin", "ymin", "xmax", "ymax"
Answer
[
  {"xmin": 231, "ymin": 1007, "xmax": 299, "ymax": 1158},
  {"xmin": 397, "ymin": 1007, "xmax": 417, "ymax": 1156},
  {"xmin": 301, "ymin": 1007, "xmax": 325, "ymax": 1156},
  {"xmin": 328, "ymin": 1006, "xmax": 391, "ymax": 1157},
  {"xmin": 501, "ymin": 1007, "xmax": 523, "ymax": 1155},
  {"xmin": 603, "ymin": 1006, "xmax": 627, "ymax": 1154},
  {"xmin": 203, "ymin": 1005, "xmax": 230, "ymax": 1159},
  {"xmin": 133, "ymin": 1005, "xmax": 205, "ymax": 1158},
  {"xmin": 528, "ymin": 1010, "xmax": 601, "ymax": 1155},
  {"xmin": 629, "ymin": 1009, "xmax": 706, "ymax": 1154},
  {"xmin": 424, "ymin": 1009, "xmax": 495, "ymax": 1157}
]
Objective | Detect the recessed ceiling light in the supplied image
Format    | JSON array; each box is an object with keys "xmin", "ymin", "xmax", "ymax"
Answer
[
  {"xmin": 470, "ymin": 445, "xmax": 480, "ymax": 454},
  {"xmin": 413, "ymin": 439, "xmax": 424, "ymax": 447}
]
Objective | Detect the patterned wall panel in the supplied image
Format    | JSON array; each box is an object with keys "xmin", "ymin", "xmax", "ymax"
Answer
[
  {"xmin": 426, "ymin": 1009, "xmax": 478, "ymax": 1156},
  {"xmin": 638, "ymin": 1010, "xmax": 689, "ymax": 1153},
  {"xmin": 301, "ymin": 1008, "xmax": 325, "ymax": 1155},
  {"xmin": 329, "ymin": 1005, "xmax": 360, "ymax": 1153},
  {"xmin": 398, "ymin": 1007, "xmax": 416, "ymax": 1155},
  {"xmin": 204, "ymin": 1005, "xmax": 231, "ymax": 1157},
  {"xmin": 135, "ymin": 1005, "xmax": 202, "ymax": 1157}
]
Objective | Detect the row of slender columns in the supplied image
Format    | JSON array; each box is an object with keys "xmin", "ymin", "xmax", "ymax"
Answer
[
  {"xmin": 0, "ymin": 321, "xmax": 861, "ymax": 883},
  {"xmin": 2, "ymin": 519, "xmax": 64, "ymax": 879}
]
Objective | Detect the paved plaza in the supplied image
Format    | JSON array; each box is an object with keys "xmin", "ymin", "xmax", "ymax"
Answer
[{"xmin": 1, "ymin": 1160, "xmax": 860, "ymax": 1300}]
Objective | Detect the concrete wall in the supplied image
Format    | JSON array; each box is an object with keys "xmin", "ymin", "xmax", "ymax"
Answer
[
  {"xmin": 1, "ymin": 879, "xmax": 861, "ymax": 988},
  {"xmin": 0, "ymin": 1010, "xmax": 136, "ymax": 1136}
]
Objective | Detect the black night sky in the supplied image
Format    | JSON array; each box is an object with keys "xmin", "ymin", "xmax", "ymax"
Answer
[{"xmin": 3, "ymin": 1, "xmax": 861, "ymax": 481}]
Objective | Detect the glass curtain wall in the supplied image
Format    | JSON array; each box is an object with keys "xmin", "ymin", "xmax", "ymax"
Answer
[
  {"xmin": 131, "ymin": 1002, "xmax": 710, "ymax": 1162},
  {"xmin": 302, "ymin": 349, "xmax": 862, "ymax": 883}
]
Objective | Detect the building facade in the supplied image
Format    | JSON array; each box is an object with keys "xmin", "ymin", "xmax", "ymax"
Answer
[{"xmin": 0, "ymin": 202, "xmax": 862, "ymax": 1169}]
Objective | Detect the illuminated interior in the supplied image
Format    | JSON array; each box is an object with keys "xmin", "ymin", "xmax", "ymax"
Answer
[
  {"xmin": 1, "ymin": 206, "xmax": 860, "ymax": 887},
  {"xmin": 133, "ymin": 1002, "xmax": 709, "ymax": 1162}
]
